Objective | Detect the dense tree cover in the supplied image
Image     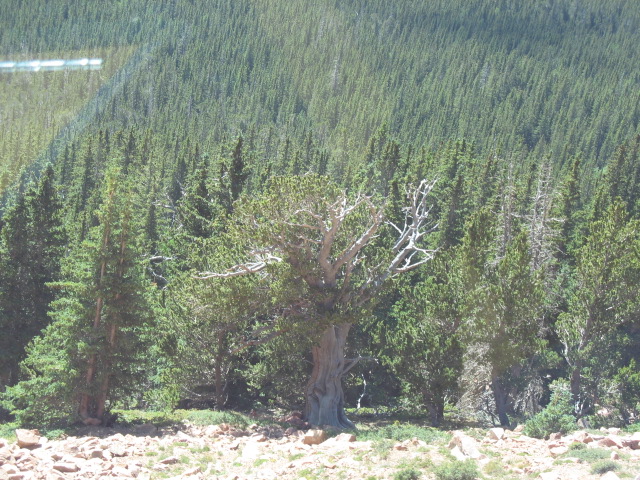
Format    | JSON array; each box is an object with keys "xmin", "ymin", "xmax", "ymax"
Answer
[
  {"xmin": 2, "ymin": 0, "xmax": 640, "ymax": 194},
  {"xmin": 1, "ymin": 0, "xmax": 640, "ymax": 428},
  {"xmin": 0, "ymin": 166, "xmax": 66, "ymax": 387}
]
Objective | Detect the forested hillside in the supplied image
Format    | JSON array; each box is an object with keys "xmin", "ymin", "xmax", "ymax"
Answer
[{"xmin": 0, "ymin": 0, "xmax": 639, "ymax": 430}]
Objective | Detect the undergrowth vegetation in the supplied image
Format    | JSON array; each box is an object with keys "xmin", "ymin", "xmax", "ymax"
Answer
[
  {"xmin": 432, "ymin": 459, "xmax": 479, "ymax": 480},
  {"xmin": 355, "ymin": 422, "xmax": 451, "ymax": 445},
  {"xmin": 1, "ymin": 0, "xmax": 640, "ymax": 435},
  {"xmin": 523, "ymin": 381, "xmax": 576, "ymax": 439}
]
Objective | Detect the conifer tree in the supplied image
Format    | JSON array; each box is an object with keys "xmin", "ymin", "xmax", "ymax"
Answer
[
  {"xmin": 557, "ymin": 200, "xmax": 640, "ymax": 415},
  {"xmin": 2, "ymin": 165, "xmax": 152, "ymax": 426},
  {"xmin": 383, "ymin": 249, "xmax": 465, "ymax": 426},
  {"xmin": 0, "ymin": 166, "xmax": 66, "ymax": 388},
  {"xmin": 199, "ymin": 175, "xmax": 437, "ymax": 428},
  {"xmin": 460, "ymin": 209, "xmax": 545, "ymax": 426}
]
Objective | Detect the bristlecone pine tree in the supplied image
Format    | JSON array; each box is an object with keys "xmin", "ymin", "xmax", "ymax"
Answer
[{"xmin": 199, "ymin": 174, "xmax": 437, "ymax": 428}]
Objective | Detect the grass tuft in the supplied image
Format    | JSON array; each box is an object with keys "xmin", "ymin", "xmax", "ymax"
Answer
[
  {"xmin": 590, "ymin": 460, "xmax": 619, "ymax": 475},
  {"xmin": 393, "ymin": 467, "xmax": 422, "ymax": 480},
  {"xmin": 433, "ymin": 459, "xmax": 478, "ymax": 480}
]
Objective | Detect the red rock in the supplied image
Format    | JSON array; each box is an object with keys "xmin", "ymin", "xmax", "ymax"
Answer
[
  {"xmin": 303, "ymin": 430, "xmax": 327, "ymax": 445},
  {"xmin": 622, "ymin": 437, "xmax": 640, "ymax": 450},
  {"xmin": 334, "ymin": 433, "xmax": 356, "ymax": 442},
  {"xmin": 250, "ymin": 433, "xmax": 268, "ymax": 442},
  {"xmin": 108, "ymin": 443, "xmax": 127, "ymax": 457},
  {"xmin": 15, "ymin": 430, "xmax": 40, "ymax": 449},
  {"xmin": 182, "ymin": 466, "xmax": 202, "ymax": 476},
  {"xmin": 53, "ymin": 462, "xmax": 79, "ymax": 473},
  {"xmin": 111, "ymin": 466, "xmax": 133, "ymax": 478},
  {"xmin": 0, "ymin": 448, "xmax": 12, "ymax": 465},
  {"xmin": 597, "ymin": 436, "xmax": 623, "ymax": 448},
  {"xmin": 572, "ymin": 431, "xmax": 593, "ymax": 444},
  {"xmin": 158, "ymin": 455, "xmax": 179, "ymax": 464},
  {"xmin": 549, "ymin": 445, "xmax": 569, "ymax": 457},
  {"xmin": 204, "ymin": 425, "xmax": 222, "ymax": 436},
  {"xmin": 448, "ymin": 431, "xmax": 484, "ymax": 459},
  {"xmin": 2, "ymin": 464, "xmax": 18, "ymax": 474}
]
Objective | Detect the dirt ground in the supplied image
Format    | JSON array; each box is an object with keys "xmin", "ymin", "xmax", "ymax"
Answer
[{"xmin": 2, "ymin": 419, "xmax": 640, "ymax": 480}]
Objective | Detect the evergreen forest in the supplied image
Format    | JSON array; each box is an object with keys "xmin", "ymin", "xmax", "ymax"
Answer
[{"xmin": 0, "ymin": 0, "xmax": 640, "ymax": 431}]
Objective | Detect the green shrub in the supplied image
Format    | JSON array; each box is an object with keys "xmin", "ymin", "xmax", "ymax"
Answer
[
  {"xmin": 565, "ymin": 447, "xmax": 610, "ymax": 462},
  {"xmin": 0, "ymin": 422, "xmax": 18, "ymax": 442},
  {"xmin": 590, "ymin": 460, "xmax": 619, "ymax": 474},
  {"xmin": 523, "ymin": 380, "xmax": 576, "ymax": 439},
  {"xmin": 626, "ymin": 423, "xmax": 640, "ymax": 433},
  {"xmin": 181, "ymin": 410, "xmax": 251, "ymax": 428},
  {"xmin": 393, "ymin": 467, "xmax": 422, "ymax": 480},
  {"xmin": 111, "ymin": 409, "xmax": 181, "ymax": 427},
  {"xmin": 371, "ymin": 438, "xmax": 395, "ymax": 460},
  {"xmin": 433, "ymin": 459, "xmax": 478, "ymax": 480},
  {"xmin": 568, "ymin": 441, "xmax": 586, "ymax": 450},
  {"xmin": 584, "ymin": 410, "xmax": 625, "ymax": 430},
  {"xmin": 43, "ymin": 428, "xmax": 66, "ymax": 440}
]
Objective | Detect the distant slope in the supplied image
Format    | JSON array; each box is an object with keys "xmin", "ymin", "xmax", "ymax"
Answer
[{"xmin": 1, "ymin": 0, "xmax": 639, "ymax": 185}]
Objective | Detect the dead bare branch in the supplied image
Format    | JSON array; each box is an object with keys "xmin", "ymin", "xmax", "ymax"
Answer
[{"xmin": 196, "ymin": 254, "xmax": 283, "ymax": 279}]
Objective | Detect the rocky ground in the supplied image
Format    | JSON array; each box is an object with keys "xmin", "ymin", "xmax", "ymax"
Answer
[{"xmin": 1, "ymin": 420, "xmax": 640, "ymax": 480}]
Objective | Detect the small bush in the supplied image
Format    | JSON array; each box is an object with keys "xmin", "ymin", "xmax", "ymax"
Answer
[
  {"xmin": 568, "ymin": 441, "xmax": 586, "ymax": 450},
  {"xmin": 43, "ymin": 428, "xmax": 66, "ymax": 440},
  {"xmin": 371, "ymin": 438, "xmax": 395, "ymax": 460},
  {"xmin": 0, "ymin": 422, "xmax": 18, "ymax": 442},
  {"xmin": 565, "ymin": 447, "xmax": 610, "ymax": 462},
  {"xmin": 625, "ymin": 422, "xmax": 640, "ymax": 433},
  {"xmin": 393, "ymin": 467, "xmax": 422, "ymax": 480},
  {"xmin": 590, "ymin": 460, "xmax": 619, "ymax": 474},
  {"xmin": 433, "ymin": 459, "xmax": 478, "ymax": 480},
  {"xmin": 482, "ymin": 459, "xmax": 505, "ymax": 477},
  {"xmin": 585, "ymin": 410, "xmax": 625, "ymax": 430},
  {"xmin": 523, "ymin": 380, "xmax": 576, "ymax": 439}
]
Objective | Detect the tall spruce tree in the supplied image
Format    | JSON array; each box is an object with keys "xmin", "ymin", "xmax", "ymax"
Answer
[
  {"xmin": 0, "ymin": 166, "xmax": 66, "ymax": 388},
  {"xmin": 2, "ymin": 165, "xmax": 152, "ymax": 426}
]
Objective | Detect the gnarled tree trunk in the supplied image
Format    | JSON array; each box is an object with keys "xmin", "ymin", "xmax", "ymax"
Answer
[
  {"xmin": 304, "ymin": 324, "xmax": 356, "ymax": 429},
  {"xmin": 423, "ymin": 391, "xmax": 445, "ymax": 427},
  {"xmin": 491, "ymin": 370, "xmax": 510, "ymax": 427}
]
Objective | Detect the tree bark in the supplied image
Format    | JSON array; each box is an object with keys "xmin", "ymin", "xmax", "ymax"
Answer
[
  {"xmin": 215, "ymin": 331, "xmax": 225, "ymax": 410},
  {"xmin": 304, "ymin": 324, "xmax": 355, "ymax": 429},
  {"xmin": 491, "ymin": 371, "xmax": 510, "ymax": 427},
  {"xmin": 570, "ymin": 362, "xmax": 584, "ymax": 416},
  {"xmin": 423, "ymin": 392, "xmax": 444, "ymax": 427}
]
